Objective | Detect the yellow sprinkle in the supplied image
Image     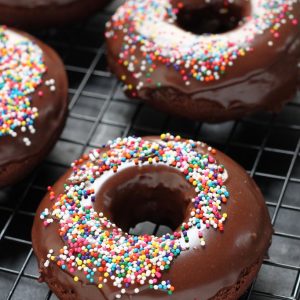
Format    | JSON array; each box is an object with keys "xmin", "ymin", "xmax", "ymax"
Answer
[{"xmin": 77, "ymin": 259, "xmax": 82, "ymax": 266}]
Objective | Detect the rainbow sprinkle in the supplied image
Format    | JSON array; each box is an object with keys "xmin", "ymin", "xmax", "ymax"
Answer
[
  {"xmin": 41, "ymin": 134, "xmax": 229, "ymax": 298},
  {"xmin": 0, "ymin": 26, "xmax": 46, "ymax": 145},
  {"xmin": 105, "ymin": 0, "xmax": 299, "ymax": 93}
]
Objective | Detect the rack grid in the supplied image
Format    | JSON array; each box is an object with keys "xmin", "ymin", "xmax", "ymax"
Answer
[{"xmin": 0, "ymin": 1, "xmax": 300, "ymax": 299}]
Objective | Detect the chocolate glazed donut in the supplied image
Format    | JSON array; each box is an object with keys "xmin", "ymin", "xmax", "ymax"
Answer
[
  {"xmin": 0, "ymin": 28, "xmax": 68, "ymax": 187},
  {"xmin": 105, "ymin": 0, "xmax": 300, "ymax": 122},
  {"xmin": 0, "ymin": 0, "xmax": 109, "ymax": 28},
  {"xmin": 32, "ymin": 135, "xmax": 273, "ymax": 300}
]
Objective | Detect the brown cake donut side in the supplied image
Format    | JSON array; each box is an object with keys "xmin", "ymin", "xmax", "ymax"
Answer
[
  {"xmin": 0, "ymin": 29, "xmax": 68, "ymax": 188},
  {"xmin": 0, "ymin": 0, "xmax": 110, "ymax": 28},
  {"xmin": 32, "ymin": 136, "xmax": 273, "ymax": 300}
]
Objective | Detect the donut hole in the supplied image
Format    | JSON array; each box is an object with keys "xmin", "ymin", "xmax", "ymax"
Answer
[
  {"xmin": 176, "ymin": 3, "xmax": 249, "ymax": 35},
  {"xmin": 94, "ymin": 164, "xmax": 196, "ymax": 236}
]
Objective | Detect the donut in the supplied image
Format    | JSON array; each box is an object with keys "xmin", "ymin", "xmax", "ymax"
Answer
[
  {"xmin": 32, "ymin": 134, "xmax": 272, "ymax": 300},
  {"xmin": 0, "ymin": 0, "xmax": 109, "ymax": 28},
  {"xmin": 0, "ymin": 26, "xmax": 68, "ymax": 187},
  {"xmin": 105, "ymin": 0, "xmax": 300, "ymax": 122}
]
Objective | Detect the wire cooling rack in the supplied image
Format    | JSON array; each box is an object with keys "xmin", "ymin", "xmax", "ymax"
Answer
[{"xmin": 0, "ymin": 1, "xmax": 300, "ymax": 299}]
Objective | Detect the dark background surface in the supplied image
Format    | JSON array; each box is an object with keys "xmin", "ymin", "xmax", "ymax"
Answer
[{"xmin": 0, "ymin": 1, "xmax": 300, "ymax": 299}]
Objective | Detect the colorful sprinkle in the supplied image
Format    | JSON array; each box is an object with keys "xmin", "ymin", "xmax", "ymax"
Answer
[
  {"xmin": 105, "ymin": 0, "xmax": 299, "ymax": 93},
  {"xmin": 0, "ymin": 26, "xmax": 46, "ymax": 145}
]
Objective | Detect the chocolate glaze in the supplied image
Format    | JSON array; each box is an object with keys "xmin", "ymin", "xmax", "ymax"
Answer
[
  {"xmin": 94, "ymin": 164, "xmax": 195, "ymax": 232},
  {"xmin": 32, "ymin": 136, "xmax": 273, "ymax": 300},
  {"xmin": 0, "ymin": 28, "xmax": 68, "ymax": 188},
  {"xmin": 106, "ymin": 0, "xmax": 300, "ymax": 122},
  {"xmin": 0, "ymin": 0, "xmax": 76, "ymax": 5},
  {"xmin": 0, "ymin": 0, "xmax": 109, "ymax": 28}
]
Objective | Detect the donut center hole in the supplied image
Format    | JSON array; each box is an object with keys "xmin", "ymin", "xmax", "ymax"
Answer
[
  {"xmin": 95, "ymin": 164, "xmax": 196, "ymax": 236},
  {"xmin": 176, "ymin": 3, "xmax": 249, "ymax": 35}
]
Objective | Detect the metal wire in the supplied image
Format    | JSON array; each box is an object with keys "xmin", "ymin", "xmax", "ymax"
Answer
[{"xmin": 0, "ymin": 2, "xmax": 300, "ymax": 299}]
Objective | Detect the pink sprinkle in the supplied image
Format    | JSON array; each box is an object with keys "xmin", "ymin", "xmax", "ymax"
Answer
[{"xmin": 208, "ymin": 156, "xmax": 214, "ymax": 163}]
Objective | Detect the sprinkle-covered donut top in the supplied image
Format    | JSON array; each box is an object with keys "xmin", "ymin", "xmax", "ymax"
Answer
[
  {"xmin": 0, "ymin": 26, "xmax": 47, "ymax": 145},
  {"xmin": 105, "ymin": 0, "xmax": 299, "ymax": 91},
  {"xmin": 41, "ymin": 134, "xmax": 229, "ymax": 298}
]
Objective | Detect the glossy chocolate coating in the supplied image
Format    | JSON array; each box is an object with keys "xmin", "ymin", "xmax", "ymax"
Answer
[
  {"xmin": 0, "ymin": 0, "xmax": 109, "ymax": 28},
  {"xmin": 0, "ymin": 28, "xmax": 68, "ymax": 188},
  {"xmin": 32, "ymin": 136, "xmax": 273, "ymax": 300},
  {"xmin": 94, "ymin": 164, "xmax": 195, "ymax": 233},
  {"xmin": 106, "ymin": 0, "xmax": 300, "ymax": 122},
  {"xmin": 0, "ymin": 0, "xmax": 76, "ymax": 5}
]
